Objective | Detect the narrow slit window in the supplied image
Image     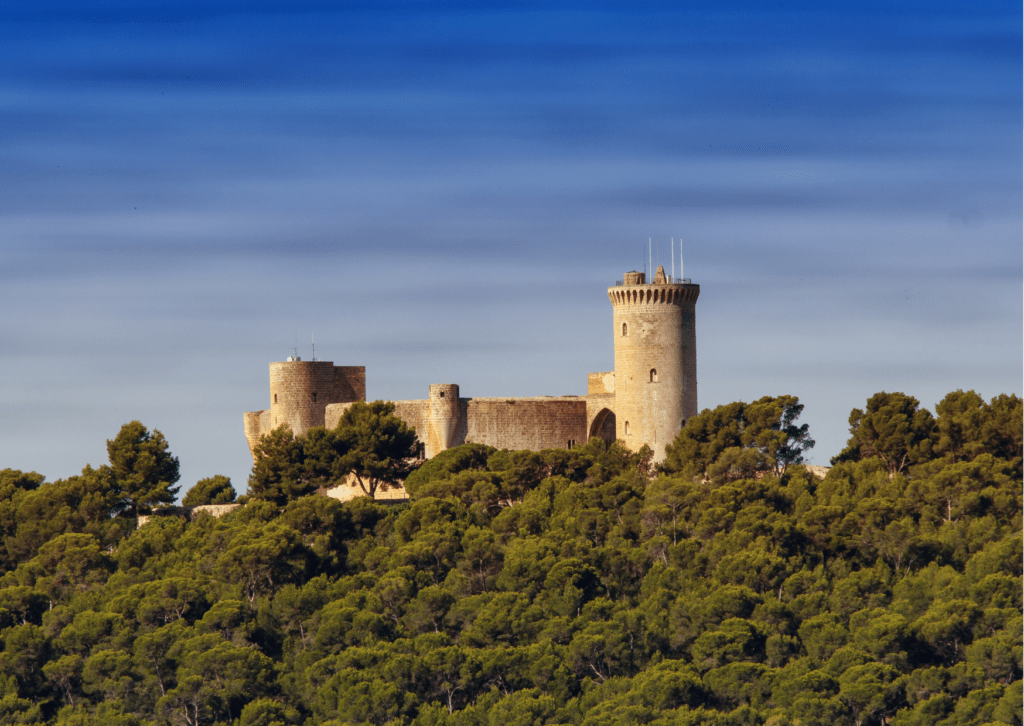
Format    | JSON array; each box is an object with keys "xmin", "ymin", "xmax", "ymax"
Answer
[
  {"xmin": 650, "ymin": 369, "xmax": 658, "ymax": 383},
  {"xmin": 311, "ymin": 392, "xmax": 317, "ymax": 402},
  {"xmin": 624, "ymin": 421, "xmax": 630, "ymax": 435},
  {"xmin": 622, "ymin": 322, "xmax": 628, "ymax": 337},
  {"xmin": 273, "ymin": 394, "xmax": 278, "ymax": 403}
]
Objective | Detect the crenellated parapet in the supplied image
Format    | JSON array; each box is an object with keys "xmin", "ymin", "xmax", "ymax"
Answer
[{"xmin": 608, "ymin": 283, "xmax": 699, "ymax": 306}]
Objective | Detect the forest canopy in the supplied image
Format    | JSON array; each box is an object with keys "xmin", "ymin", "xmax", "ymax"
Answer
[{"xmin": 0, "ymin": 390, "xmax": 1019, "ymax": 726}]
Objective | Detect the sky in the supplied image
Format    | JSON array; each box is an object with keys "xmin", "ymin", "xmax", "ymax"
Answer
[{"xmin": 1, "ymin": 1, "xmax": 1020, "ymax": 499}]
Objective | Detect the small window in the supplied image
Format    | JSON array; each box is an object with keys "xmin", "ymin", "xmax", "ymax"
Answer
[
  {"xmin": 567, "ymin": 439, "xmax": 577, "ymax": 449},
  {"xmin": 416, "ymin": 442, "xmax": 426, "ymax": 458},
  {"xmin": 650, "ymin": 369, "xmax": 658, "ymax": 383},
  {"xmin": 621, "ymin": 322, "xmax": 628, "ymax": 337},
  {"xmin": 439, "ymin": 391, "xmax": 445, "ymax": 398},
  {"xmin": 273, "ymin": 394, "xmax": 278, "ymax": 403},
  {"xmin": 311, "ymin": 392, "xmax": 317, "ymax": 402},
  {"xmin": 624, "ymin": 421, "xmax": 630, "ymax": 435}
]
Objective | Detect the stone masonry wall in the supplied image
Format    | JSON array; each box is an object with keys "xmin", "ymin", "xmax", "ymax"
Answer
[
  {"xmin": 329, "ymin": 395, "xmax": 587, "ymax": 455},
  {"xmin": 464, "ymin": 397, "xmax": 588, "ymax": 451},
  {"xmin": 587, "ymin": 372, "xmax": 615, "ymax": 395},
  {"xmin": 324, "ymin": 400, "xmax": 428, "ymax": 433}
]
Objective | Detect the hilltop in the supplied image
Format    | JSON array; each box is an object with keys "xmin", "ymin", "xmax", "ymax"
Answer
[{"xmin": 0, "ymin": 389, "xmax": 1019, "ymax": 726}]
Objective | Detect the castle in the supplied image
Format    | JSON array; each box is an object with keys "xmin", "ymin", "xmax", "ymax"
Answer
[{"xmin": 244, "ymin": 267, "xmax": 699, "ymax": 465}]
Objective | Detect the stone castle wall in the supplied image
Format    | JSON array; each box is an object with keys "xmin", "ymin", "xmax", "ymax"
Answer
[
  {"xmin": 463, "ymin": 397, "xmax": 588, "ymax": 451},
  {"xmin": 244, "ymin": 266, "xmax": 701, "ymax": 480},
  {"xmin": 327, "ymin": 394, "xmax": 589, "ymax": 457}
]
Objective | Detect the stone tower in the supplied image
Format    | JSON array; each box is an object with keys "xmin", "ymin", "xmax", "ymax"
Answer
[
  {"xmin": 426, "ymin": 384, "xmax": 460, "ymax": 458},
  {"xmin": 608, "ymin": 266, "xmax": 699, "ymax": 461},
  {"xmin": 244, "ymin": 358, "xmax": 365, "ymax": 456}
]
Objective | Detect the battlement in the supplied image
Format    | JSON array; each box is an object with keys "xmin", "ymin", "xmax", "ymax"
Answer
[{"xmin": 608, "ymin": 283, "xmax": 699, "ymax": 306}]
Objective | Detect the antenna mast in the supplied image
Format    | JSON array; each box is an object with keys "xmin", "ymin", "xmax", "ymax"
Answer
[
  {"xmin": 671, "ymin": 237, "xmax": 674, "ymax": 281},
  {"xmin": 680, "ymin": 237, "xmax": 684, "ymax": 281},
  {"xmin": 648, "ymin": 238, "xmax": 652, "ymax": 281},
  {"xmin": 312, "ymin": 333, "xmax": 315, "ymax": 362}
]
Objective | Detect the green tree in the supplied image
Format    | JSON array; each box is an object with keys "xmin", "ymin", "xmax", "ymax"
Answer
[
  {"xmin": 106, "ymin": 421, "xmax": 181, "ymax": 517},
  {"xmin": 23, "ymin": 533, "xmax": 113, "ymax": 606},
  {"xmin": 335, "ymin": 401, "xmax": 419, "ymax": 499},
  {"xmin": 214, "ymin": 523, "xmax": 310, "ymax": 605},
  {"xmin": 662, "ymin": 396, "xmax": 814, "ymax": 479},
  {"xmin": 160, "ymin": 634, "xmax": 277, "ymax": 724},
  {"xmin": 4, "ymin": 465, "xmax": 124, "ymax": 565},
  {"xmin": 181, "ymin": 476, "xmax": 235, "ymax": 506},
  {"xmin": 934, "ymin": 390, "xmax": 989, "ymax": 463},
  {"xmin": 0, "ymin": 470, "xmax": 44, "ymax": 501},
  {"xmin": 832, "ymin": 392, "xmax": 936, "ymax": 476},
  {"xmin": 663, "ymin": 402, "xmax": 746, "ymax": 477},
  {"xmin": 837, "ymin": 662, "xmax": 905, "ymax": 726},
  {"xmin": 743, "ymin": 395, "xmax": 816, "ymax": 476},
  {"xmin": 247, "ymin": 427, "xmax": 309, "ymax": 505},
  {"xmin": 984, "ymin": 393, "xmax": 1023, "ymax": 467}
]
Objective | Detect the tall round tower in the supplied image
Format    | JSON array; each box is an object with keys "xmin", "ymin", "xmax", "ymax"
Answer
[
  {"xmin": 609, "ymin": 266, "xmax": 699, "ymax": 461},
  {"xmin": 269, "ymin": 358, "xmax": 347, "ymax": 435}
]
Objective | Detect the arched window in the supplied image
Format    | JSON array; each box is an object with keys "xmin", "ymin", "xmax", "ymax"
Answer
[
  {"xmin": 622, "ymin": 322, "xmax": 628, "ymax": 337},
  {"xmin": 650, "ymin": 368, "xmax": 658, "ymax": 383},
  {"xmin": 624, "ymin": 421, "xmax": 630, "ymax": 435},
  {"xmin": 311, "ymin": 392, "xmax": 317, "ymax": 402}
]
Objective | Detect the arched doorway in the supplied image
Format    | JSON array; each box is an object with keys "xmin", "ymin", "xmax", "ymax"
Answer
[{"xmin": 589, "ymin": 408, "xmax": 616, "ymax": 445}]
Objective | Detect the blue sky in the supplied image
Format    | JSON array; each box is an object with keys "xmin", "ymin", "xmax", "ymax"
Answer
[{"xmin": 1, "ymin": 1, "xmax": 1020, "ymax": 497}]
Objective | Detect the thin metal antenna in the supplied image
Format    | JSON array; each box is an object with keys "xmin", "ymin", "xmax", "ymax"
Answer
[
  {"xmin": 671, "ymin": 237, "xmax": 674, "ymax": 281},
  {"xmin": 648, "ymin": 238, "xmax": 652, "ymax": 281},
  {"xmin": 680, "ymin": 237, "xmax": 684, "ymax": 281},
  {"xmin": 312, "ymin": 333, "xmax": 315, "ymax": 362},
  {"xmin": 657, "ymin": 238, "xmax": 660, "ymax": 271}
]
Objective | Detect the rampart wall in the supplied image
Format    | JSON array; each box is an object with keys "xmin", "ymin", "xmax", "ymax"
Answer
[
  {"xmin": 463, "ymin": 397, "xmax": 588, "ymax": 451},
  {"xmin": 327, "ymin": 395, "xmax": 589, "ymax": 456}
]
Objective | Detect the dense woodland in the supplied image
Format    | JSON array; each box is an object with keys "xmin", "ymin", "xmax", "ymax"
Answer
[{"xmin": 0, "ymin": 390, "xmax": 1020, "ymax": 726}]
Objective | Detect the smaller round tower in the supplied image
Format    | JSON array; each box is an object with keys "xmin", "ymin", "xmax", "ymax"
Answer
[
  {"xmin": 426, "ymin": 384, "xmax": 460, "ymax": 458},
  {"xmin": 269, "ymin": 358, "xmax": 346, "ymax": 436},
  {"xmin": 608, "ymin": 266, "xmax": 699, "ymax": 461}
]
